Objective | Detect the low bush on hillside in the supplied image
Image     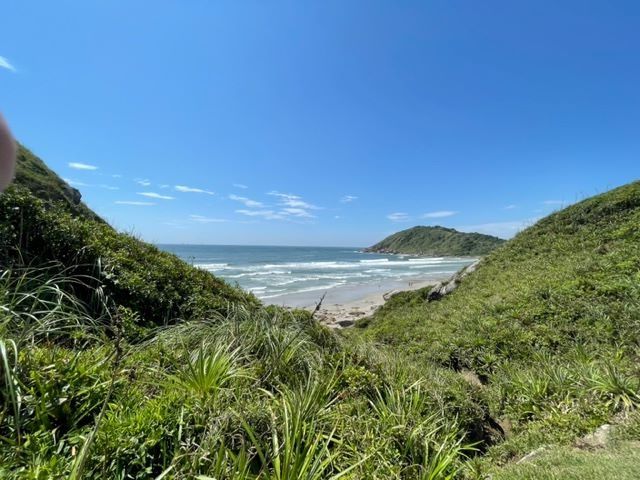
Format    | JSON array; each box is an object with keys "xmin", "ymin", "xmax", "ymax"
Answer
[
  {"xmin": 0, "ymin": 187, "xmax": 258, "ymax": 330},
  {"xmin": 0, "ymin": 263, "xmax": 495, "ymax": 478}
]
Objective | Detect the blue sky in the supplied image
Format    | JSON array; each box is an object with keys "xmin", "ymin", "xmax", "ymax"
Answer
[{"xmin": 1, "ymin": 1, "xmax": 639, "ymax": 246}]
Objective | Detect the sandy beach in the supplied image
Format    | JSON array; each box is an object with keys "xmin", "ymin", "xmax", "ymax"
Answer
[{"xmin": 265, "ymin": 278, "xmax": 439, "ymax": 328}]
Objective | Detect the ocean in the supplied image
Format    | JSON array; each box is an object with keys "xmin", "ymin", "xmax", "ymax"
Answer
[{"xmin": 159, "ymin": 244, "xmax": 475, "ymax": 306}]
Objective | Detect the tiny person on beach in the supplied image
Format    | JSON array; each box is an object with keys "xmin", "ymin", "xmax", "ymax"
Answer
[{"xmin": 0, "ymin": 113, "xmax": 16, "ymax": 192}]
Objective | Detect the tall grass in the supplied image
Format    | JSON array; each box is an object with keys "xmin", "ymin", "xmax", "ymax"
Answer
[
  {"xmin": 371, "ymin": 382, "xmax": 473, "ymax": 479},
  {"xmin": 0, "ymin": 262, "xmax": 123, "ymax": 478},
  {"xmin": 0, "ymin": 260, "xmax": 493, "ymax": 478},
  {"xmin": 0, "ymin": 263, "xmax": 108, "ymax": 346},
  {"xmin": 169, "ymin": 342, "xmax": 246, "ymax": 404},
  {"xmin": 0, "ymin": 338, "xmax": 20, "ymax": 445}
]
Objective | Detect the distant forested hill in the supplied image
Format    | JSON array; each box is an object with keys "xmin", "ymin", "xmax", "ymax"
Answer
[{"xmin": 365, "ymin": 225, "xmax": 505, "ymax": 256}]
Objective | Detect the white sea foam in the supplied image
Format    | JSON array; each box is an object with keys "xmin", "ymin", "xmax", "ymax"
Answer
[
  {"xmin": 220, "ymin": 257, "xmax": 468, "ymax": 273},
  {"xmin": 408, "ymin": 268, "xmax": 452, "ymax": 274},
  {"xmin": 261, "ymin": 282, "xmax": 347, "ymax": 298},
  {"xmin": 197, "ymin": 263, "xmax": 229, "ymax": 271},
  {"xmin": 181, "ymin": 247, "xmax": 475, "ymax": 301},
  {"xmin": 257, "ymin": 288, "xmax": 286, "ymax": 297},
  {"xmin": 232, "ymin": 261, "xmax": 357, "ymax": 271},
  {"xmin": 271, "ymin": 276, "xmax": 323, "ymax": 286},
  {"xmin": 226, "ymin": 270, "xmax": 291, "ymax": 278},
  {"xmin": 321, "ymin": 273, "xmax": 371, "ymax": 280}
]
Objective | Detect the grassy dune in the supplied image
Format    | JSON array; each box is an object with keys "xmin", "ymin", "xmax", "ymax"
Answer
[
  {"xmin": 0, "ymin": 262, "xmax": 489, "ymax": 478},
  {"xmin": 360, "ymin": 181, "xmax": 640, "ymax": 474},
  {"xmin": 0, "ymin": 153, "xmax": 487, "ymax": 477},
  {"xmin": 0, "ymin": 147, "xmax": 638, "ymax": 478}
]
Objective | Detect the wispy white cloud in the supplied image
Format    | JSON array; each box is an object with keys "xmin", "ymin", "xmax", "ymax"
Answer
[
  {"xmin": 63, "ymin": 178, "xmax": 90, "ymax": 187},
  {"xmin": 112, "ymin": 174, "xmax": 123, "ymax": 179},
  {"xmin": 0, "ymin": 56, "xmax": 16, "ymax": 72},
  {"xmin": 136, "ymin": 179, "xmax": 151, "ymax": 186},
  {"xmin": 69, "ymin": 162, "xmax": 98, "ymax": 171},
  {"xmin": 137, "ymin": 192, "xmax": 174, "ymax": 200},
  {"xmin": 281, "ymin": 207, "xmax": 314, "ymax": 218},
  {"xmin": 236, "ymin": 209, "xmax": 285, "ymax": 220},
  {"xmin": 268, "ymin": 191, "xmax": 320, "ymax": 210},
  {"xmin": 340, "ymin": 195, "xmax": 358, "ymax": 203},
  {"xmin": 63, "ymin": 178, "xmax": 118, "ymax": 191},
  {"xmin": 228, "ymin": 194, "xmax": 264, "ymax": 208},
  {"xmin": 189, "ymin": 214, "xmax": 227, "ymax": 223},
  {"xmin": 233, "ymin": 183, "xmax": 248, "ymax": 189},
  {"xmin": 504, "ymin": 204, "xmax": 518, "ymax": 210},
  {"xmin": 231, "ymin": 192, "xmax": 321, "ymax": 221},
  {"xmin": 175, "ymin": 185, "xmax": 215, "ymax": 195},
  {"xmin": 159, "ymin": 184, "xmax": 170, "ymax": 189},
  {"xmin": 387, "ymin": 212, "xmax": 410, "ymax": 222},
  {"xmin": 266, "ymin": 191, "xmax": 321, "ymax": 220},
  {"xmin": 115, "ymin": 201, "xmax": 155, "ymax": 206},
  {"xmin": 422, "ymin": 210, "xmax": 457, "ymax": 219}
]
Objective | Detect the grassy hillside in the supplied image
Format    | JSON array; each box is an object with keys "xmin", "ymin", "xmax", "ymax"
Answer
[
  {"xmin": 360, "ymin": 181, "xmax": 640, "ymax": 474},
  {"xmin": 0, "ymin": 186, "xmax": 259, "ymax": 331},
  {"xmin": 0, "ymin": 146, "xmax": 493, "ymax": 478},
  {"xmin": 2, "ymin": 145, "xmax": 261, "ymax": 330},
  {"xmin": 366, "ymin": 226, "xmax": 505, "ymax": 256},
  {"xmin": 1, "ymin": 145, "xmax": 638, "ymax": 478}
]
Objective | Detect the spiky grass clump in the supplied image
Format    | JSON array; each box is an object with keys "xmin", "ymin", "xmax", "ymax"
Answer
[{"xmin": 0, "ymin": 265, "xmax": 482, "ymax": 479}]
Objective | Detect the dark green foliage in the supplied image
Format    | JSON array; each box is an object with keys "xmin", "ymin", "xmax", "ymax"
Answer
[
  {"xmin": 0, "ymin": 186, "xmax": 258, "ymax": 329},
  {"xmin": 4, "ymin": 145, "xmax": 258, "ymax": 329},
  {"xmin": 0, "ymin": 276, "xmax": 482, "ymax": 478},
  {"xmin": 366, "ymin": 225, "xmax": 505, "ymax": 256}
]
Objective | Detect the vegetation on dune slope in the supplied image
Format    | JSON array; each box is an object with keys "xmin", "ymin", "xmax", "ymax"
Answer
[
  {"xmin": 360, "ymin": 180, "xmax": 640, "ymax": 474},
  {"xmin": 365, "ymin": 226, "xmax": 505, "ymax": 256},
  {"xmin": 0, "ymin": 146, "xmax": 492, "ymax": 478},
  {"xmin": 0, "ymin": 186, "xmax": 258, "ymax": 331},
  {"xmin": 0, "ymin": 263, "xmax": 491, "ymax": 478},
  {"xmin": 4, "ymin": 146, "xmax": 258, "ymax": 330},
  {"xmin": 1, "ymin": 144, "xmax": 639, "ymax": 478},
  {"xmin": 492, "ymin": 412, "xmax": 640, "ymax": 480}
]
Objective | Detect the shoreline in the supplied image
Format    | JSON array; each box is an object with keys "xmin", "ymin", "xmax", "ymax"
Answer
[
  {"xmin": 264, "ymin": 277, "xmax": 440, "ymax": 328},
  {"xmin": 313, "ymin": 279, "xmax": 437, "ymax": 328}
]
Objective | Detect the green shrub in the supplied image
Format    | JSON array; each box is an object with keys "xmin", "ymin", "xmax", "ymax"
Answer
[{"xmin": 0, "ymin": 187, "xmax": 258, "ymax": 330}]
